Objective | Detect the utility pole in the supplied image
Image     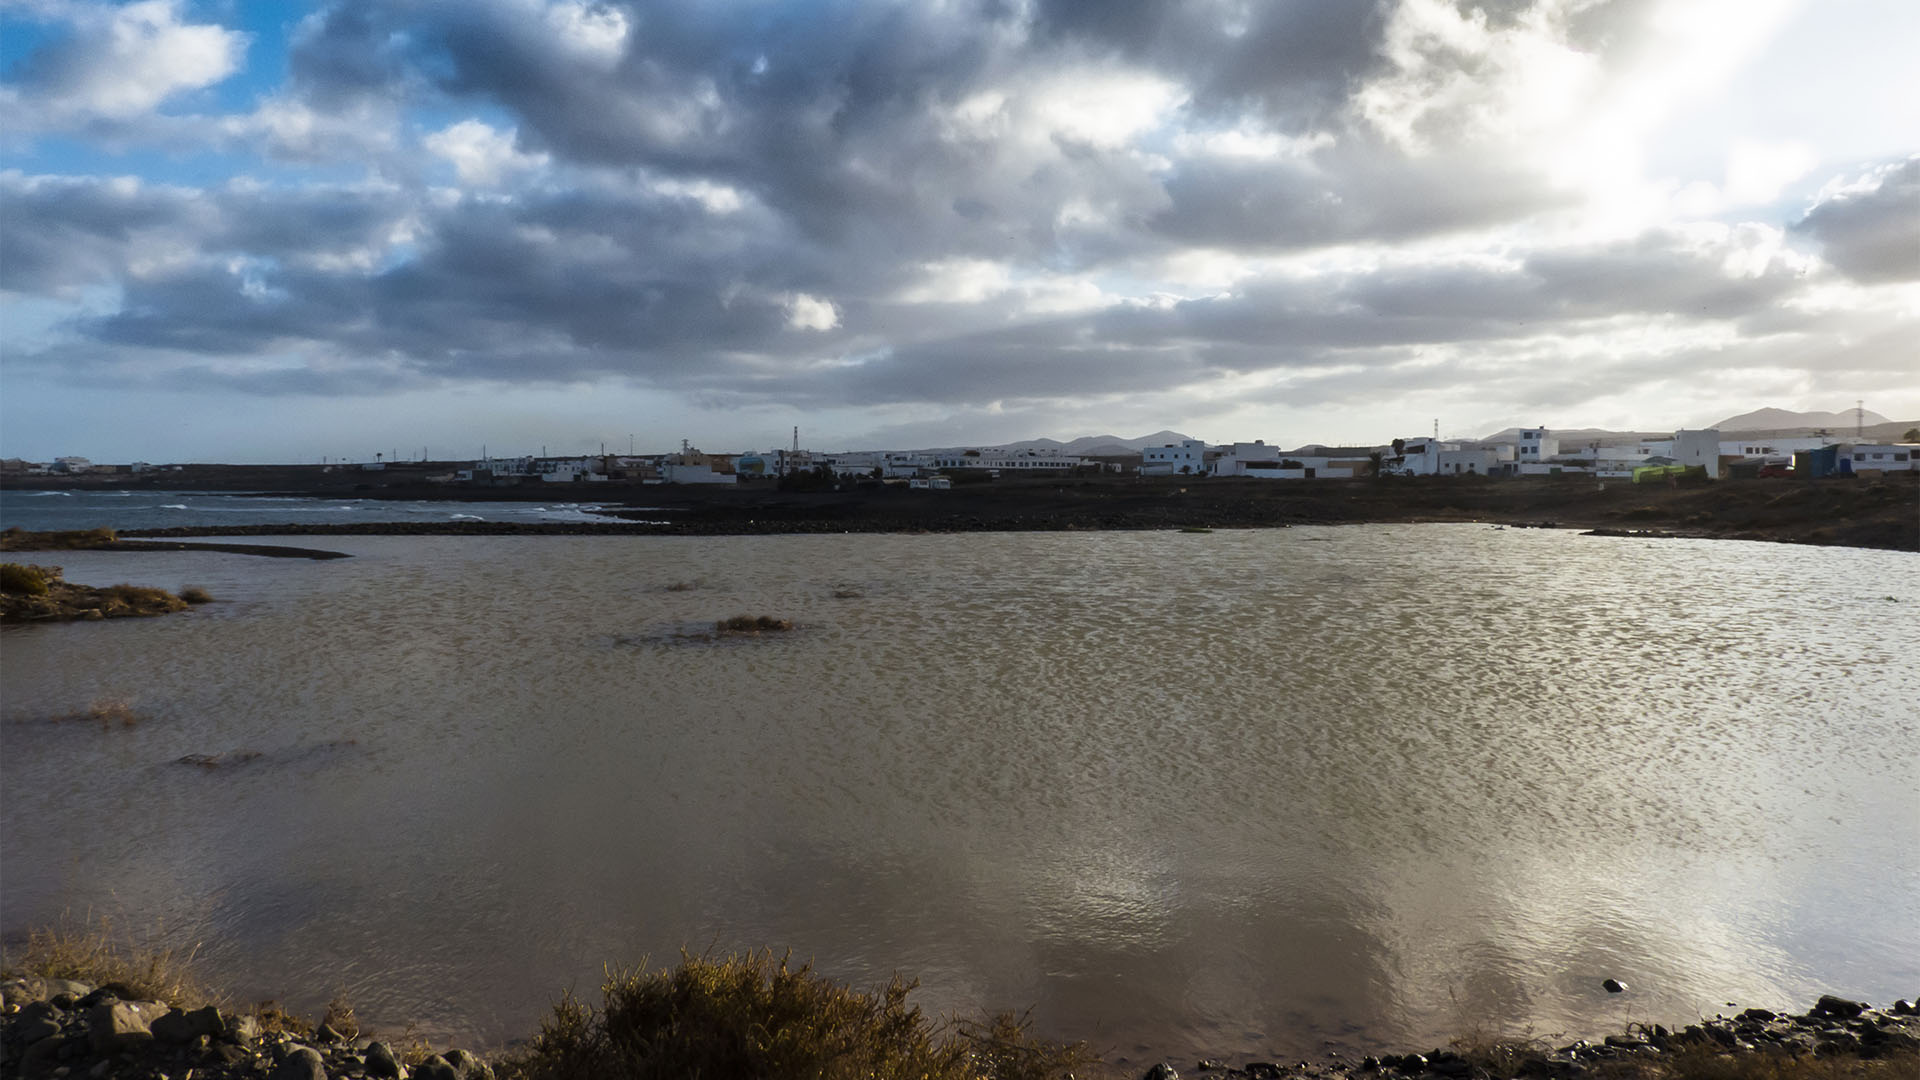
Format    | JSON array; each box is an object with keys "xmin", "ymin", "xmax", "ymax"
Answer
[{"xmin": 1857, "ymin": 399, "xmax": 1864, "ymax": 439}]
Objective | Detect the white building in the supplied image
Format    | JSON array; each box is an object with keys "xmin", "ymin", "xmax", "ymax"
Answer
[
  {"xmin": 1514, "ymin": 427, "xmax": 1559, "ymax": 464},
  {"xmin": 1141, "ymin": 439, "xmax": 1207, "ymax": 475},
  {"xmin": 1842, "ymin": 444, "xmax": 1915, "ymax": 472},
  {"xmin": 51, "ymin": 456, "xmax": 92, "ymax": 474},
  {"xmin": 1436, "ymin": 448, "xmax": 1504, "ymax": 475},
  {"xmin": 538, "ymin": 457, "xmax": 608, "ymax": 482},
  {"xmin": 929, "ymin": 448, "xmax": 1090, "ymax": 472},
  {"xmin": 1389, "ymin": 438, "xmax": 1459, "ymax": 476},
  {"xmin": 662, "ymin": 462, "xmax": 736, "ymax": 484},
  {"xmin": 1670, "ymin": 429, "xmax": 1721, "ymax": 479},
  {"xmin": 1208, "ymin": 441, "xmax": 1283, "ymax": 477},
  {"xmin": 1718, "ymin": 436, "xmax": 1831, "ymax": 460}
]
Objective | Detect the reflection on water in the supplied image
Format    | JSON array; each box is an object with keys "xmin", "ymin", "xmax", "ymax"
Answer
[{"xmin": 1, "ymin": 527, "xmax": 1916, "ymax": 1062}]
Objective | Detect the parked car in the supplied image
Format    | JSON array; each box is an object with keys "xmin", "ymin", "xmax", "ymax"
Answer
[{"xmin": 1757, "ymin": 463, "xmax": 1793, "ymax": 478}]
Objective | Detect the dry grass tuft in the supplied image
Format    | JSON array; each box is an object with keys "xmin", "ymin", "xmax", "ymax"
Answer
[
  {"xmin": 179, "ymin": 585, "xmax": 215, "ymax": 604},
  {"xmin": 503, "ymin": 950, "xmax": 1090, "ymax": 1080},
  {"xmin": 323, "ymin": 992, "xmax": 361, "ymax": 1039},
  {"xmin": 253, "ymin": 999, "xmax": 315, "ymax": 1037},
  {"xmin": 1, "ymin": 917, "xmax": 211, "ymax": 1008},
  {"xmin": 1, "ymin": 562, "xmax": 52, "ymax": 595},
  {"xmin": 105, "ymin": 583, "xmax": 178, "ymax": 606},
  {"xmin": 715, "ymin": 614, "xmax": 794, "ymax": 634}
]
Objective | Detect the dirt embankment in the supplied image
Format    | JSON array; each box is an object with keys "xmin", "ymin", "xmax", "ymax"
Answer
[{"xmin": 98, "ymin": 474, "xmax": 1920, "ymax": 551}]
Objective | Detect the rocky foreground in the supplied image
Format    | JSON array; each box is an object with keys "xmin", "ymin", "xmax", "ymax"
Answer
[
  {"xmin": 1, "ymin": 976, "xmax": 494, "ymax": 1080},
  {"xmin": 4, "ymin": 974, "xmax": 1917, "ymax": 1080},
  {"xmin": 1141, "ymin": 995, "xmax": 1920, "ymax": 1080}
]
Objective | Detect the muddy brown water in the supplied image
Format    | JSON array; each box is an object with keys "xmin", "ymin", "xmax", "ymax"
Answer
[{"xmin": 2, "ymin": 527, "xmax": 1915, "ymax": 1065}]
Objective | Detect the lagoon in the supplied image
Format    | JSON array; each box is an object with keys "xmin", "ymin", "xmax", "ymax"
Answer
[{"xmin": 1, "ymin": 526, "xmax": 1915, "ymax": 1064}]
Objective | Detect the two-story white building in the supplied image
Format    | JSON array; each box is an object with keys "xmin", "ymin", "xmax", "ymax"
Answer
[{"xmin": 1141, "ymin": 439, "xmax": 1207, "ymax": 476}]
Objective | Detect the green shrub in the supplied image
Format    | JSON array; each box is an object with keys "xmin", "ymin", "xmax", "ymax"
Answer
[
  {"xmin": 506, "ymin": 951, "xmax": 1090, "ymax": 1080},
  {"xmin": 1, "ymin": 562, "xmax": 51, "ymax": 595}
]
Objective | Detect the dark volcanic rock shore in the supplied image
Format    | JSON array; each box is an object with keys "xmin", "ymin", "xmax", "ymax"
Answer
[
  {"xmin": 1133, "ymin": 995, "xmax": 1920, "ymax": 1080},
  {"xmin": 5, "ymin": 973, "xmax": 1915, "ymax": 1080},
  {"xmin": 1, "ymin": 976, "xmax": 493, "ymax": 1079}
]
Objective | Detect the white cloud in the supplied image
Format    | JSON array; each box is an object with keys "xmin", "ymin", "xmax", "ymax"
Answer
[
  {"xmin": 896, "ymin": 259, "xmax": 1012, "ymax": 304},
  {"xmin": 1724, "ymin": 140, "xmax": 1816, "ymax": 206},
  {"xmin": 787, "ymin": 293, "xmax": 840, "ymax": 331},
  {"xmin": 1173, "ymin": 126, "xmax": 1334, "ymax": 161},
  {"xmin": 544, "ymin": 1, "xmax": 630, "ymax": 70},
  {"xmin": 939, "ymin": 69, "xmax": 1184, "ymax": 151},
  {"xmin": 424, "ymin": 120, "xmax": 550, "ymax": 185},
  {"xmin": 14, "ymin": 0, "xmax": 247, "ymax": 120}
]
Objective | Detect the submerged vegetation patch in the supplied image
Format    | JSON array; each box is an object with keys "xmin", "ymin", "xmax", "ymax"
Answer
[{"xmin": 715, "ymin": 614, "xmax": 795, "ymax": 635}]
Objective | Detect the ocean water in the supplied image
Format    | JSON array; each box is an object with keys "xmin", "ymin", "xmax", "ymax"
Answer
[
  {"xmin": 1, "ymin": 526, "xmax": 1915, "ymax": 1065},
  {"xmin": 0, "ymin": 489, "xmax": 631, "ymax": 530}
]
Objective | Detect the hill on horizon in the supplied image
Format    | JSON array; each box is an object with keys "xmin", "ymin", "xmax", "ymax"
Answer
[
  {"xmin": 1712, "ymin": 407, "xmax": 1891, "ymax": 432},
  {"xmin": 920, "ymin": 430, "xmax": 1194, "ymax": 456}
]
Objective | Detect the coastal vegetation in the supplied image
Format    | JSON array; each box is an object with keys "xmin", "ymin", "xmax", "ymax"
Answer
[
  {"xmin": 510, "ymin": 950, "xmax": 1090, "ymax": 1080},
  {"xmin": 6, "ymin": 919, "xmax": 209, "ymax": 1010},
  {"xmin": 2, "ymin": 926, "xmax": 1913, "ymax": 1079},
  {"xmin": 0, "ymin": 563, "xmax": 194, "ymax": 622},
  {"xmin": 0, "ymin": 526, "xmax": 117, "ymax": 552}
]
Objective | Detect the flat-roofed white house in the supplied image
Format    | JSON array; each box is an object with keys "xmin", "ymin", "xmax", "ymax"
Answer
[
  {"xmin": 1842, "ymin": 444, "xmax": 1914, "ymax": 471},
  {"xmin": 1141, "ymin": 439, "xmax": 1207, "ymax": 475},
  {"xmin": 1513, "ymin": 427, "xmax": 1558, "ymax": 464},
  {"xmin": 1670, "ymin": 429, "xmax": 1721, "ymax": 478}
]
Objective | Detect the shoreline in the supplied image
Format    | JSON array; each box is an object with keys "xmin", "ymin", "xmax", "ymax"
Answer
[{"xmin": 4, "ymin": 960, "xmax": 1915, "ymax": 1080}]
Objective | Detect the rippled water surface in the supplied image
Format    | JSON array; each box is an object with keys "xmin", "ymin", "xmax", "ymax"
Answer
[{"xmin": 3, "ymin": 527, "xmax": 1915, "ymax": 1063}]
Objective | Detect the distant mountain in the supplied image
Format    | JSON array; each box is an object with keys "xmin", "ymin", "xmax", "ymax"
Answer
[
  {"xmin": 947, "ymin": 430, "xmax": 1195, "ymax": 456},
  {"xmin": 1476, "ymin": 427, "xmax": 1669, "ymax": 445},
  {"xmin": 1712, "ymin": 407, "xmax": 1890, "ymax": 432}
]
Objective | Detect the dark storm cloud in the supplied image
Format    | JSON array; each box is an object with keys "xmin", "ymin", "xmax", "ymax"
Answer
[
  {"xmin": 1028, "ymin": 0, "xmax": 1388, "ymax": 126},
  {"xmin": 0, "ymin": 174, "xmax": 205, "ymax": 292},
  {"xmin": 1793, "ymin": 157, "xmax": 1920, "ymax": 283},
  {"xmin": 5, "ymin": 0, "xmax": 1912, "ymax": 416}
]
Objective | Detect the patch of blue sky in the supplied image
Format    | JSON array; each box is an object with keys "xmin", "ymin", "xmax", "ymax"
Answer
[
  {"xmin": 3, "ymin": 135, "xmax": 363, "ymax": 188},
  {"xmin": 204, "ymin": 1, "xmax": 300, "ymax": 113},
  {"xmin": 0, "ymin": 17, "xmax": 67, "ymax": 75}
]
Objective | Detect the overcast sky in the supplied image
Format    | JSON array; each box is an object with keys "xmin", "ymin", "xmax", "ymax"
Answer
[{"xmin": 2, "ymin": 0, "xmax": 1915, "ymax": 462}]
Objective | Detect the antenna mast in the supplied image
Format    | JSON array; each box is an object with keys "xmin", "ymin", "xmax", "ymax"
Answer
[{"xmin": 1857, "ymin": 399, "xmax": 1864, "ymax": 439}]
